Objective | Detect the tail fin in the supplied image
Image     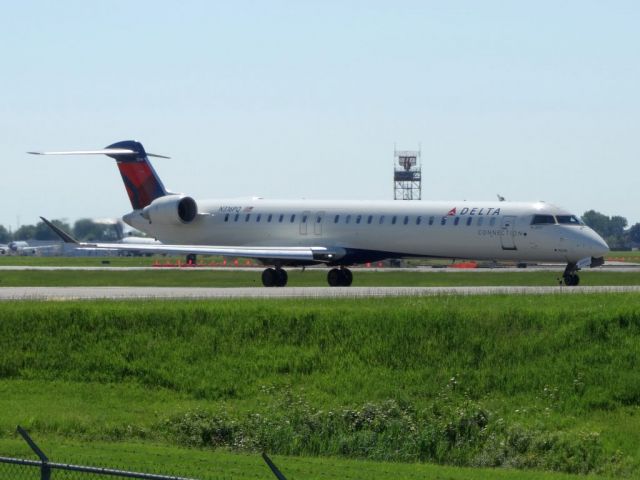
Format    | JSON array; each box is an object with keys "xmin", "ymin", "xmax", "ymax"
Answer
[
  {"xmin": 28, "ymin": 140, "xmax": 170, "ymax": 210},
  {"xmin": 104, "ymin": 141, "xmax": 168, "ymax": 210}
]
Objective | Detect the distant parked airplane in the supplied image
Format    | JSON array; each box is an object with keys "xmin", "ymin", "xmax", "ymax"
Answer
[
  {"xmin": 0, "ymin": 240, "xmax": 50, "ymax": 256},
  {"xmin": 31, "ymin": 140, "xmax": 608, "ymax": 286}
]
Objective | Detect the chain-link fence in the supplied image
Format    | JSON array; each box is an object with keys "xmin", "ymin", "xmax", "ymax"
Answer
[
  {"xmin": 0, "ymin": 455, "xmax": 205, "ymax": 480},
  {"xmin": 0, "ymin": 427, "xmax": 287, "ymax": 480}
]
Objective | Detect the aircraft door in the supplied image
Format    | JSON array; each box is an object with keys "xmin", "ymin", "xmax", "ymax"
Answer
[
  {"xmin": 300, "ymin": 211, "xmax": 310, "ymax": 235},
  {"xmin": 500, "ymin": 216, "xmax": 517, "ymax": 250},
  {"xmin": 314, "ymin": 211, "xmax": 325, "ymax": 235}
]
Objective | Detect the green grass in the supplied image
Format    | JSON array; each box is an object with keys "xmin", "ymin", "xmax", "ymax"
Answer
[
  {"xmin": 607, "ymin": 251, "xmax": 640, "ymax": 262},
  {"xmin": 1, "ymin": 296, "xmax": 640, "ymax": 477},
  {"xmin": 0, "ymin": 438, "xmax": 605, "ymax": 480},
  {"xmin": 0, "ymin": 255, "xmax": 173, "ymax": 267},
  {"xmin": 1, "ymin": 269, "xmax": 640, "ymax": 286}
]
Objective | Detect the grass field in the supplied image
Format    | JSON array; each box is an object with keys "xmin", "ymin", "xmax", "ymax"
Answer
[
  {"xmin": 1, "ymin": 269, "xmax": 640, "ymax": 287},
  {"xmin": 0, "ymin": 438, "xmax": 600, "ymax": 480},
  {"xmin": 1, "ymin": 295, "xmax": 639, "ymax": 478}
]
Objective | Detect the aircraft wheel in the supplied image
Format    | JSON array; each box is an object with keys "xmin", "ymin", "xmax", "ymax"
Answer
[
  {"xmin": 262, "ymin": 268, "xmax": 277, "ymax": 287},
  {"xmin": 328, "ymin": 268, "xmax": 353, "ymax": 287},
  {"xmin": 327, "ymin": 268, "xmax": 342, "ymax": 287},
  {"xmin": 275, "ymin": 268, "xmax": 288, "ymax": 287},
  {"xmin": 340, "ymin": 268, "xmax": 353, "ymax": 286},
  {"xmin": 563, "ymin": 273, "xmax": 580, "ymax": 286}
]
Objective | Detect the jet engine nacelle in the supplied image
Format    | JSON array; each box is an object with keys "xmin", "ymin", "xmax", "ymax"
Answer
[{"xmin": 141, "ymin": 195, "xmax": 198, "ymax": 225}]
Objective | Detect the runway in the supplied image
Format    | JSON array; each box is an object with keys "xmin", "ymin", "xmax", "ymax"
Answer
[{"xmin": 1, "ymin": 285, "xmax": 639, "ymax": 300}]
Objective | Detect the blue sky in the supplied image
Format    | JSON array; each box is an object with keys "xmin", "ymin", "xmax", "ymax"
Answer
[{"xmin": 1, "ymin": 1, "xmax": 638, "ymax": 230}]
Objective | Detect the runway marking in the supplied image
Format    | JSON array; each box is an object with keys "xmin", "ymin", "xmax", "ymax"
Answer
[{"xmin": 1, "ymin": 285, "xmax": 639, "ymax": 300}]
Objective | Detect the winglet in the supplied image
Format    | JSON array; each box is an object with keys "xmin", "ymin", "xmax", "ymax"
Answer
[{"xmin": 40, "ymin": 217, "xmax": 78, "ymax": 244}]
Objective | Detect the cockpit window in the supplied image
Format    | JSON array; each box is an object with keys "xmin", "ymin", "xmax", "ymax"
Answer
[
  {"xmin": 531, "ymin": 215, "xmax": 556, "ymax": 225},
  {"xmin": 556, "ymin": 215, "xmax": 583, "ymax": 225}
]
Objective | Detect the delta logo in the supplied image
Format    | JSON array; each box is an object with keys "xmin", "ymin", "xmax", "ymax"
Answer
[{"xmin": 447, "ymin": 207, "xmax": 501, "ymax": 216}]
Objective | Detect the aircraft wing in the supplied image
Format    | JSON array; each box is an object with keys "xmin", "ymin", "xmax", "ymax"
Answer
[
  {"xmin": 40, "ymin": 217, "xmax": 343, "ymax": 263},
  {"xmin": 78, "ymin": 242, "xmax": 342, "ymax": 262}
]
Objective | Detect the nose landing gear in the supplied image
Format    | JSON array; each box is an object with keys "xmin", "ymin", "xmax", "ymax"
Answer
[{"xmin": 561, "ymin": 262, "xmax": 580, "ymax": 286}]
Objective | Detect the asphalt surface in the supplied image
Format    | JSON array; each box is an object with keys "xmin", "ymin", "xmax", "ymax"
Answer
[{"xmin": 1, "ymin": 285, "xmax": 639, "ymax": 300}]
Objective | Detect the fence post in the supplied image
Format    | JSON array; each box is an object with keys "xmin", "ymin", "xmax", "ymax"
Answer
[
  {"xmin": 261, "ymin": 453, "xmax": 288, "ymax": 480},
  {"xmin": 17, "ymin": 426, "xmax": 51, "ymax": 480}
]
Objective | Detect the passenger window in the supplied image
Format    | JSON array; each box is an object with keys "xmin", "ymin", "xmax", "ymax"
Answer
[
  {"xmin": 346, "ymin": 215, "xmax": 351, "ymax": 224},
  {"xmin": 290, "ymin": 214, "xmax": 296, "ymax": 223},
  {"xmin": 245, "ymin": 214, "xmax": 251, "ymax": 222},
  {"xmin": 334, "ymin": 215, "xmax": 340, "ymax": 223},
  {"xmin": 477, "ymin": 217, "xmax": 484, "ymax": 226},
  {"xmin": 256, "ymin": 214, "xmax": 261, "ymax": 222},
  {"xmin": 428, "ymin": 216, "xmax": 434, "ymax": 226},
  {"xmin": 403, "ymin": 216, "xmax": 409, "ymax": 225},
  {"xmin": 367, "ymin": 215, "xmax": 373, "ymax": 224},
  {"xmin": 234, "ymin": 214, "xmax": 239, "ymax": 222},
  {"xmin": 416, "ymin": 216, "xmax": 422, "ymax": 225},
  {"xmin": 316, "ymin": 216, "xmax": 322, "ymax": 223},
  {"xmin": 278, "ymin": 214, "xmax": 284, "ymax": 223},
  {"xmin": 392, "ymin": 216, "xmax": 397, "ymax": 225},
  {"xmin": 302, "ymin": 215, "xmax": 307, "ymax": 223},
  {"xmin": 379, "ymin": 216, "xmax": 385, "ymax": 224},
  {"xmin": 224, "ymin": 213, "xmax": 229, "ymax": 222},
  {"xmin": 466, "ymin": 217, "xmax": 472, "ymax": 226},
  {"xmin": 531, "ymin": 215, "xmax": 556, "ymax": 225},
  {"xmin": 454, "ymin": 217, "xmax": 460, "ymax": 226},
  {"xmin": 489, "ymin": 217, "xmax": 496, "ymax": 226},
  {"xmin": 441, "ymin": 217, "xmax": 447, "ymax": 225},
  {"xmin": 356, "ymin": 215, "xmax": 362, "ymax": 224},
  {"xmin": 267, "ymin": 214, "xmax": 272, "ymax": 222}
]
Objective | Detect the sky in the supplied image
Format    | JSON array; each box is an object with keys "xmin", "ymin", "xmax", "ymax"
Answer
[{"xmin": 1, "ymin": 1, "xmax": 639, "ymax": 231}]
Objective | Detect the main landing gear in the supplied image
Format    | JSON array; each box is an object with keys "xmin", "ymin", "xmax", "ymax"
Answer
[
  {"xmin": 561, "ymin": 262, "xmax": 580, "ymax": 286},
  {"xmin": 260, "ymin": 266, "xmax": 354, "ymax": 287},
  {"xmin": 261, "ymin": 267, "xmax": 288, "ymax": 287},
  {"xmin": 327, "ymin": 267, "xmax": 353, "ymax": 287}
]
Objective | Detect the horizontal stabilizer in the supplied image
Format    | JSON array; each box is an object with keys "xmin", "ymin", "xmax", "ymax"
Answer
[
  {"xmin": 30, "ymin": 140, "xmax": 171, "ymax": 209},
  {"xmin": 27, "ymin": 149, "xmax": 170, "ymax": 159}
]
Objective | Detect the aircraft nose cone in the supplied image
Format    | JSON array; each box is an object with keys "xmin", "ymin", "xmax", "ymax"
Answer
[{"xmin": 587, "ymin": 230, "xmax": 609, "ymax": 258}]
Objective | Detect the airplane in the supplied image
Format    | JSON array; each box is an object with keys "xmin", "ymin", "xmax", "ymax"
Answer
[
  {"xmin": 102, "ymin": 218, "xmax": 162, "ymax": 256},
  {"xmin": 0, "ymin": 240, "xmax": 50, "ymax": 256},
  {"xmin": 30, "ymin": 140, "xmax": 609, "ymax": 287}
]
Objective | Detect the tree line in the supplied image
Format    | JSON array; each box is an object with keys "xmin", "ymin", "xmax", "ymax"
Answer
[
  {"xmin": 1, "ymin": 211, "xmax": 639, "ymax": 249},
  {"xmin": 0, "ymin": 219, "xmax": 121, "ymax": 243},
  {"xmin": 581, "ymin": 210, "xmax": 640, "ymax": 250}
]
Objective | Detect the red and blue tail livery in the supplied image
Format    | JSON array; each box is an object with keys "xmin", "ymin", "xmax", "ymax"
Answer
[
  {"xmin": 28, "ymin": 140, "xmax": 170, "ymax": 210},
  {"xmin": 104, "ymin": 141, "xmax": 168, "ymax": 210}
]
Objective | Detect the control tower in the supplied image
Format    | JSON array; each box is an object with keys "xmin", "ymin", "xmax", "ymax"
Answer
[{"xmin": 393, "ymin": 148, "xmax": 421, "ymax": 200}]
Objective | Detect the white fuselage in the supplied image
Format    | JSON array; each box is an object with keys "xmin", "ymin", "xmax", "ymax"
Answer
[
  {"xmin": 1, "ymin": 241, "xmax": 38, "ymax": 256},
  {"xmin": 124, "ymin": 198, "xmax": 609, "ymax": 265}
]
